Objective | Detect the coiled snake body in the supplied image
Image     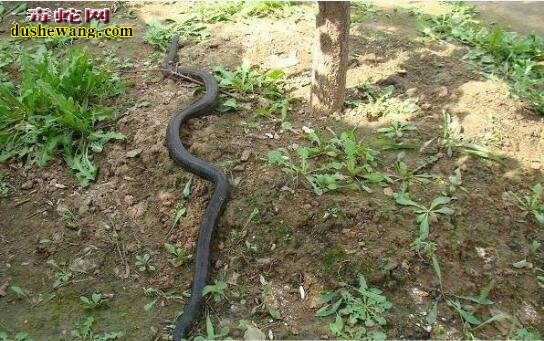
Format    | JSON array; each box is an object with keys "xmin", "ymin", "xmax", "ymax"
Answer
[{"xmin": 163, "ymin": 35, "xmax": 230, "ymax": 340}]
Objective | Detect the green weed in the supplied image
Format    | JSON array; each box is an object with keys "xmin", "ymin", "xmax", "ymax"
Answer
[
  {"xmin": 71, "ymin": 317, "xmax": 123, "ymax": 340},
  {"xmin": 191, "ymin": 315, "xmax": 232, "ymax": 341},
  {"xmin": 446, "ymin": 296, "xmax": 504, "ymax": 334},
  {"xmin": 164, "ymin": 243, "xmax": 188, "ymax": 263},
  {"xmin": 322, "ymin": 247, "xmax": 347, "ymax": 275},
  {"xmin": 511, "ymin": 328, "xmax": 541, "ymax": 341},
  {"xmin": 61, "ymin": 208, "xmax": 81, "ymax": 230},
  {"xmin": 412, "ymin": 240, "xmax": 442, "ymax": 286},
  {"xmin": 202, "ymin": 280, "xmax": 228, "ymax": 303},
  {"xmin": 351, "ymin": 2, "xmax": 384, "ymax": 24},
  {"xmin": 441, "ymin": 112, "xmax": 503, "ymax": 162},
  {"xmin": 214, "ymin": 62, "xmax": 286, "ymax": 99},
  {"xmin": 80, "ymin": 293, "xmax": 104, "ymax": 310},
  {"xmin": 377, "ymin": 121, "xmax": 417, "ymax": 140},
  {"xmin": 10, "ymin": 286, "xmax": 28, "ymax": 299},
  {"xmin": 194, "ymin": 1, "xmax": 302, "ymax": 23},
  {"xmin": 172, "ymin": 203, "xmax": 187, "ymax": 227},
  {"xmin": 0, "ymin": 331, "xmax": 31, "ymax": 341},
  {"xmin": 348, "ymin": 85, "xmax": 420, "ymax": 120},
  {"xmin": 510, "ymin": 184, "xmax": 544, "ymax": 226},
  {"xmin": 215, "ymin": 63, "xmax": 290, "ymax": 120},
  {"xmin": 316, "ymin": 275, "xmax": 391, "ymax": 340},
  {"xmin": 266, "ymin": 129, "xmax": 387, "ymax": 195},
  {"xmin": 417, "ymin": 3, "xmax": 544, "ymax": 114},
  {"xmin": 0, "ymin": 40, "xmax": 21, "ymax": 79},
  {"xmin": 0, "ymin": 48, "xmax": 125, "ymax": 186},
  {"xmin": 144, "ymin": 17, "xmax": 209, "ymax": 52},
  {"xmin": 46, "ymin": 259, "xmax": 73, "ymax": 288},
  {"xmin": 395, "ymin": 192, "xmax": 454, "ymax": 241},
  {"xmin": 0, "ymin": 171, "xmax": 9, "ymax": 197},
  {"xmin": 393, "ymin": 159, "xmax": 433, "ymax": 192},
  {"xmin": 135, "ymin": 253, "xmax": 156, "ymax": 272},
  {"xmin": 239, "ymin": 1, "xmax": 300, "ymax": 19},
  {"xmin": 194, "ymin": 2, "xmax": 244, "ymax": 23}
]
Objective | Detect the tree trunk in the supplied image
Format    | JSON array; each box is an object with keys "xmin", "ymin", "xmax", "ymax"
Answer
[{"xmin": 311, "ymin": 1, "xmax": 350, "ymax": 116}]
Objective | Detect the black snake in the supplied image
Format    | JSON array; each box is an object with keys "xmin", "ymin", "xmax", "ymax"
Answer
[{"xmin": 163, "ymin": 35, "xmax": 231, "ymax": 340}]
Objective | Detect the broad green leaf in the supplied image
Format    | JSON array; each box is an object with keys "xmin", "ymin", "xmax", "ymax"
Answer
[
  {"xmin": 427, "ymin": 301, "xmax": 438, "ymax": 325},
  {"xmin": 329, "ymin": 314, "xmax": 344, "ymax": 335},
  {"xmin": 315, "ymin": 298, "xmax": 343, "ymax": 317},
  {"xmin": 430, "ymin": 196, "xmax": 452, "ymax": 209}
]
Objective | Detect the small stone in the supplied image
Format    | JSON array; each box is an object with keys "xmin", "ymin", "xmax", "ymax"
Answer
[
  {"xmin": 406, "ymin": 87, "xmax": 418, "ymax": 97},
  {"xmin": 127, "ymin": 201, "xmax": 147, "ymax": 219},
  {"xmin": 512, "ymin": 259, "xmax": 533, "ymax": 269},
  {"xmin": 126, "ymin": 149, "xmax": 143, "ymax": 158},
  {"xmin": 383, "ymin": 187, "xmax": 394, "ymax": 197},
  {"xmin": 244, "ymin": 326, "xmax": 265, "ymax": 341},
  {"xmin": 78, "ymin": 198, "xmax": 92, "ymax": 215},
  {"xmin": 240, "ymin": 149, "xmax": 251, "ymax": 162},
  {"xmin": 21, "ymin": 180, "xmax": 34, "ymax": 190},
  {"xmin": 383, "ymin": 261, "xmax": 398, "ymax": 272},
  {"xmin": 233, "ymin": 164, "xmax": 246, "ymax": 172},
  {"xmin": 437, "ymin": 86, "xmax": 448, "ymax": 97},
  {"xmin": 303, "ymin": 204, "xmax": 312, "ymax": 210},
  {"xmin": 124, "ymin": 195, "xmax": 135, "ymax": 206},
  {"xmin": 69, "ymin": 257, "xmax": 97, "ymax": 273}
]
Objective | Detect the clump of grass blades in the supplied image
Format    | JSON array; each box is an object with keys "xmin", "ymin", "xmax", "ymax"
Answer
[
  {"xmin": 417, "ymin": 3, "xmax": 544, "ymax": 114},
  {"xmin": 144, "ymin": 16, "xmax": 209, "ymax": 52},
  {"xmin": 0, "ymin": 48, "xmax": 125, "ymax": 186},
  {"xmin": 194, "ymin": 1, "xmax": 302, "ymax": 23}
]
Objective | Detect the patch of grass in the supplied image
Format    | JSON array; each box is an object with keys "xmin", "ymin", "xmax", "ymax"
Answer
[
  {"xmin": 202, "ymin": 280, "xmax": 228, "ymax": 303},
  {"xmin": 270, "ymin": 223, "xmax": 292, "ymax": 244},
  {"xmin": 46, "ymin": 259, "xmax": 73, "ymax": 288},
  {"xmin": 0, "ymin": 48, "xmax": 125, "ymax": 186},
  {"xmin": 446, "ymin": 283, "xmax": 505, "ymax": 337},
  {"xmin": 322, "ymin": 247, "xmax": 347, "ymax": 275},
  {"xmin": 511, "ymin": 328, "xmax": 541, "ymax": 341},
  {"xmin": 510, "ymin": 183, "xmax": 544, "ymax": 226},
  {"xmin": 441, "ymin": 112, "xmax": 504, "ymax": 163},
  {"xmin": 214, "ymin": 62, "xmax": 286, "ymax": 99},
  {"xmin": 144, "ymin": 16, "xmax": 209, "ymax": 52},
  {"xmin": 0, "ymin": 331, "xmax": 31, "ymax": 341},
  {"xmin": 61, "ymin": 208, "xmax": 81, "ymax": 230},
  {"xmin": 417, "ymin": 3, "xmax": 544, "ymax": 114},
  {"xmin": 194, "ymin": 2, "xmax": 244, "ymax": 23},
  {"xmin": 194, "ymin": 1, "xmax": 303, "ymax": 23},
  {"xmin": 377, "ymin": 121, "xmax": 417, "ymax": 140},
  {"xmin": 192, "ymin": 315, "xmax": 232, "ymax": 341},
  {"xmin": 266, "ymin": 129, "xmax": 389, "ymax": 195},
  {"xmin": 315, "ymin": 275, "xmax": 391, "ymax": 340},
  {"xmin": 239, "ymin": 1, "xmax": 300, "ymax": 19},
  {"xmin": 164, "ymin": 243, "xmax": 188, "ymax": 263},
  {"xmin": 80, "ymin": 293, "xmax": 104, "ymax": 310},
  {"xmin": 348, "ymin": 85, "xmax": 420, "ymax": 120},
  {"xmin": 0, "ymin": 171, "xmax": 9, "ymax": 197},
  {"xmin": 0, "ymin": 40, "xmax": 21, "ymax": 80},
  {"xmin": 71, "ymin": 316, "xmax": 123, "ymax": 340},
  {"xmin": 215, "ymin": 63, "xmax": 291, "ymax": 120},
  {"xmin": 351, "ymin": 2, "xmax": 384, "ymax": 24}
]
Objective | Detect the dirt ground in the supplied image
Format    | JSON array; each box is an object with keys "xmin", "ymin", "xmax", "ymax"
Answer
[{"xmin": 0, "ymin": 1, "xmax": 543, "ymax": 340}]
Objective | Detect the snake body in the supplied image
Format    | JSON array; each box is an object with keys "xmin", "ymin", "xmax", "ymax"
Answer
[{"xmin": 163, "ymin": 35, "xmax": 231, "ymax": 340}]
